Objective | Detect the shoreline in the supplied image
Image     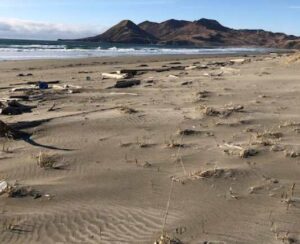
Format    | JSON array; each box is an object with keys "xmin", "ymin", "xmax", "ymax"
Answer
[
  {"xmin": 0, "ymin": 50, "xmax": 289, "ymax": 68},
  {"xmin": 0, "ymin": 43, "xmax": 292, "ymax": 62}
]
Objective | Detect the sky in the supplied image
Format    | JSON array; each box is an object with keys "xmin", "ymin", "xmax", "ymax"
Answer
[{"xmin": 0, "ymin": 0, "xmax": 299, "ymax": 40}]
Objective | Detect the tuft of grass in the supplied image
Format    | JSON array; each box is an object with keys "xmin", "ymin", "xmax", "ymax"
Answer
[
  {"xmin": 1, "ymin": 136, "xmax": 13, "ymax": 153},
  {"xmin": 165, "ymin": 137, "xmax": 184, "ymax": 149},
  {"xmin": 198, "ymin": 104, "xmax": 244, "ymax": 118},
  {"xmin": 154, "ymin": 233, "xmax": 183, "ymax": 244},
  {"xmin": 36, "ymin": 151, "xmax": 65, "ymax": 169}
]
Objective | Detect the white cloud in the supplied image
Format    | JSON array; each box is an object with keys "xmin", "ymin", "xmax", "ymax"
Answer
[{"xmin": 0, "ymin": 18, "xmax": 107, "ymax": 40}]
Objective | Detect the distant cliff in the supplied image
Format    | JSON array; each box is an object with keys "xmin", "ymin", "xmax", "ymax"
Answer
[{"xmin": 62, "ymin": 18, "xmax": 300, "ymax": 49}]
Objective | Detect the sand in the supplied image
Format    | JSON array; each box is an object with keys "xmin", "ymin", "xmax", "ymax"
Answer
[{"xmin": 0, "ymin": 52, "xmax": 299, "ymax": 244}]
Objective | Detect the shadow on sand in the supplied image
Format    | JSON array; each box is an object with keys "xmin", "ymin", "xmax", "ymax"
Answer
[{"xmin": 11, "ymin": 119, "xmax": 75, "ymax": 151}]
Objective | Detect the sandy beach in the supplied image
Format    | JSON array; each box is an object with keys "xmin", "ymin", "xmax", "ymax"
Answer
[{"xmin": 0, "ymin": 52, "xmax": 300, "ymax": 243}]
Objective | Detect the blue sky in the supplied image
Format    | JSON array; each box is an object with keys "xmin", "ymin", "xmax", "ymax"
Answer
[{"xmin": 0, "ymin": 0, "xmax": 299, "ymax": 40}]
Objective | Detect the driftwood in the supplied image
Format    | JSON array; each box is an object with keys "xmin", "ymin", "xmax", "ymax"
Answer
[
  {"xmin": 108, "ymin": 92, "xmax": 138, "ymax": 96},
  {"xmin": 114, "ymin": 79, "xmax": 141, "ymax": 88},
  {"xmin": 111, "ymin": 66, "xmax": 185, "ymax": 78},
  {"xmin": 170, "ymin": 66, "xmax": 186, "ymax": 70},
  {"xmin": 10, "ymin": 86, "xmax": 39, "ymax": 92},
  {"xmin": 0, "ymin": 86, "xmax": 11, "ymax": 90},
  {"xmin": 230, "ymin": 58, "xmax": 250, "ymax": 64},
  {"xmin": 185, "ymin": 65, "xmax": 198, "ymax": 70},
  {"xmin": 207, "ymin": 61, "xmax": 228, "ymax": 66},
  {"xmin": 52, "ymin": 84, "xmax": 82, "ymax": 93},
  {"xmin": 168, "ymin": 75, "xmax": 179, "ymax": 79},
  {"xmin": 117, "ymin": 70, "xmax": 138, "ymax": 76},
  {"xmin": 52, "ymin": 85, "xmax": 65, "ymax": 90},
  {"xmin": 198, "ymin": 64, "xmax": 209, "ymax": 69},
  {"xmin": 104, "ymin": 65, "xmax": 191, "ymax": 82},
  {"xmin": 10, "ymin": 80, "xmax": 60, "ymax": 86},
  {"xmin": 48, "ymin": 103, "xmax": 56, "ymax": 112},
  {"xmin": 118, "ymin": 68, "xmax": 170, "ymax": 74},
  {"xmin": 8, "ymin": 95, "xmax": 30, "ymax": 101},
  {"xmin": 102, "ymin": 73, "xmax": 129, "ymax": 80}
]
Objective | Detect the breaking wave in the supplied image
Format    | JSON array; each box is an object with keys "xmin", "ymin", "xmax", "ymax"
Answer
[{"xmin": 0, "ymin": 41, "xmax": 272, "ymax": 60}]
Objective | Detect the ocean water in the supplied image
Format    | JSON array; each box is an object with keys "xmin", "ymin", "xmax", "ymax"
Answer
[{"xmin": 0, "ymin": 39, "xmax": 273, "ymax": 61}]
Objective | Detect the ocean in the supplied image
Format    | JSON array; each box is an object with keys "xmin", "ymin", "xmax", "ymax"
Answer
[{"xmin": 0, "ymin": 39, "xmax": 273, "ymax": 61}]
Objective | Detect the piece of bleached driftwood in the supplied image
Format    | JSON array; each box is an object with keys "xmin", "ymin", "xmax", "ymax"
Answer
[
  {"xmin": 29, "ymin": 94, "xmax": 44, "ymax": 101},
  {"xmin": 102, "ymin": 73, "xmax": 129, "ymax": 80},
  {"xmin": 10, "ymin": 86, "xmax": 38, "ymax": 92},
  {"xmin": 52, "ymin": 84, "xmax": 81, "ymax": 89},
  {"xmin": 52, "ymin": 84, "xmax": 82, "ymax": 93},
  {"xmin": 220, "ymin": 143, "xmax": 243, "ymax": 150},
  {"xmin": 0, "ymin": 181, "xmax": 8, "ymax": 195},
  {"xmin": 230, "ymin": 58, "xmax": 250, "ymax": 64},
  {"xmin": 168, "ymin": 75, "xmax": 179, "ymax": 79},
  {"xmin": 185, "ymin": 65, "xmax": 198, "ymax": 70},
  {"xmin": 108, "ymin": 92, "xmax": 139, "ymax": 96},
  {"xmin": 64, "ymin": 84, "xmax": 82, "ymax": 89},
  {"xmin": 52, "ymin": 85, "xmax": 66, "ymax": 90}
]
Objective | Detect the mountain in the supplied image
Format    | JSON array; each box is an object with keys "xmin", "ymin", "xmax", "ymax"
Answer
[
  {"xmin": 139, "ymin": 18, "xmax": 298, "ymax": 48},
  {"xmin": 72, "ymin": 20, "xmax": 157, "ymax": 44},
  {"xmin": 65, "ymin": 18, "xmax": 300, "ymax": 49}
]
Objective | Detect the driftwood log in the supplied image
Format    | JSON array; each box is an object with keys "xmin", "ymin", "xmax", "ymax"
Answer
[
  {"xmin": 10, "ymin": 80, "xmax": 60, "ymax": 86},
  {"xmin": 114, "ymin": 80, "xmax": 141, "ymax": 88},
  {"xmin": 101, "ymin": 73, "xmax": 129, "ymax": 80},
  {"xmin": 118, "ymin": 66, "xmax": 187, "ymax": 75}
]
